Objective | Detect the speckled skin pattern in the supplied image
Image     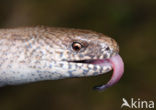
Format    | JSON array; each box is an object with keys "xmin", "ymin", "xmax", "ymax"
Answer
[{"xmin": 0, "ymin": 26, "xmax": 119, "ymax": 86}]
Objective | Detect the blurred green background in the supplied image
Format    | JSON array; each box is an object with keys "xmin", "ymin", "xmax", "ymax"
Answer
[{"xmin": 0, "ymin": 0, "xmax": 155, "ymax": 110}]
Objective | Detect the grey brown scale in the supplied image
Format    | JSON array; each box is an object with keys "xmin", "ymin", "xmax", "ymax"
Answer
[{"xmin": 0, "ymin": 26, "xmax": 119, "ymax": 86}]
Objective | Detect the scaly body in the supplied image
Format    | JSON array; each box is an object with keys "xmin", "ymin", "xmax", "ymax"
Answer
[{"xmin": 0, "ymin": 26, "xmax": 124, "ymax": 90}]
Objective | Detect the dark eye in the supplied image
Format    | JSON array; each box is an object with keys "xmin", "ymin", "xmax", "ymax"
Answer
[
  {"xmin": 72, "ymin": 42, "xmax": 82, "ymax": 51},
  {"xmin": 106, "ymin": 47, "xmax": 110, "ymax": 51}
]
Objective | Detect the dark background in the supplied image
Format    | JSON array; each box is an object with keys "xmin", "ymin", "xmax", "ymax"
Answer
[{"xmin": 0, "ymin": 0, "xmax": 155, "ymax": 110}]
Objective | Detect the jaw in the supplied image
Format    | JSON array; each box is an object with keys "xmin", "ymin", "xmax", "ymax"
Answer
[
  {"xmin": 68, "ymin": 54, "xmax": 124, "ymax": 91},
  {"xmin": 68, "ymin": 59, "xmax": 112, "ymax": 76}
]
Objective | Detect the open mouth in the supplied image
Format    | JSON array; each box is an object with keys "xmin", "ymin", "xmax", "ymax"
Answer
[
  {"xmin": 68, "ymin": 54, "xmax": 124, "ymax": 91},
  {"xmin": 68, "ymin": 59, "xmax": 110, "ymax": 65}
]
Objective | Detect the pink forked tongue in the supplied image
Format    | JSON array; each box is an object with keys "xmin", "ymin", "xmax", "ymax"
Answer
[{"xmin": 94, "ymin": 54, "xmax": 124, "ymax": 91}]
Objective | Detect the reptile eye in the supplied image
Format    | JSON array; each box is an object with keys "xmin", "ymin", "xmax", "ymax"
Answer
[
  {"xmin": 72, "ymin": 42, "xmax": 82, "ymax": 51},
  {"xmin": 106, "ymin": 47, "xmax": 110, "ymax": 51}
]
